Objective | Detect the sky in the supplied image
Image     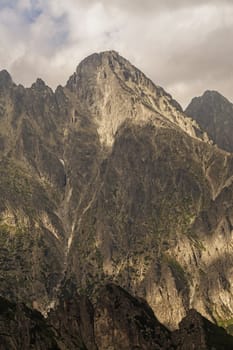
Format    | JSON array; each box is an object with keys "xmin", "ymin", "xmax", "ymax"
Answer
[{"xmin": 0, "ymin": 0, "xmax": 233, "ymax": 108}]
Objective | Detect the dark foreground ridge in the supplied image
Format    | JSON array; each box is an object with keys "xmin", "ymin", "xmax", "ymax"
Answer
[{"xmin": 1, "ymin": 284, "xmax": 233, "ymax": 350}]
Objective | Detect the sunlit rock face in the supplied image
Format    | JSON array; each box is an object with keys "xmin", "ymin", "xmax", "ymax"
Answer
[
  {"xmin": 66, "ymin": 51, "xmax": 208, "ymax": 148},
  {"xmin": 1, "ymin": 51, "xmax": 233, "ymax": 333}
]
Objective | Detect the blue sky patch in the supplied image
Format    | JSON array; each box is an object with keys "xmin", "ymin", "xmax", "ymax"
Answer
[
  {"xmin": 50, "ymin": 14, "xmax": 69, "ymax": 47},
  {"xmin": 22, "ymin": 0, "xmax": 43, "ymax": 23},
  {"xmin": 0, "ymin": 0, "xmax": 16, "ymax": 10}
]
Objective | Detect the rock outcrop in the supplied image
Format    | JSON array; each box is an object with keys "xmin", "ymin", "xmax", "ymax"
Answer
[
  {"xmin": 0, "ymin": 296, "xmax": 59, "ymax": 350},
  {"xmin": 93, "ymin": 283, "xmax": 174, "ymax": 350},
  {"xmin": 173, "ymin": 308, "xmax": 233, "ymax": 350}
]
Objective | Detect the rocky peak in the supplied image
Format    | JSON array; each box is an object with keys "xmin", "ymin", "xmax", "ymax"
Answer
[
  {"xmin": 188, "ymin": 90, "xmax": 232, "ymax": 112},
  {"xmin": 203, "ymin": 89, "xmax": 228, "ymax": 100},
  {"xmin": 31, "ymin": 78, "xmax": 53, "ymax": 95},
  {"xmin": 0, "ymin": 69, "xmax": 14, "ymax": 91},
  {"xmin": 186, "ymin": 90, "xmax": 233, "ymax": 152},
  {"xmin": 66, "ymin": 50, "xmax": 129, "ymax": 88},
  {"xmin": 66, "ymin": 50, "xmax": 181, "ymax": 110},
  {"xmin": 66, "ymin": 51, "xmax": 207, "ymax": 147},
  {"xmin": 204, "ymin": 90, "xmax": 233, "ymax": 104}
]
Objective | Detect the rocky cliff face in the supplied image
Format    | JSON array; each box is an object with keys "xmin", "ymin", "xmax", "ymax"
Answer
[
  {"xmin": 0, "ymin": 69, "xmax": 69, "ymax": 313},
  {"xmin": 185, "ymin": 90, "xmax": 233, "ymax": 152},
  {"xmin": 0, "ymin": 51, "xmax": 233, "ymax": 335}
]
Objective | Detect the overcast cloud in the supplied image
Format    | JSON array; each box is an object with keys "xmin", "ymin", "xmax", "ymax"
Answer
[{"xmin": 0, "ymin": 0, "xmax": 232, "ymax": 107}]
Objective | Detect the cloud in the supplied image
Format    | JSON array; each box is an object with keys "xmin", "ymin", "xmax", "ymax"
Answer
[{"xmin": 0, "ymin": 0, "xmax": 232, "ymax": 107}]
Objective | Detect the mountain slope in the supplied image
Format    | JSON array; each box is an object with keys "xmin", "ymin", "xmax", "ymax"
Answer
[
  {"xmin": 0, "ymin": 73, "xmax": 68, "ymax": 312},
  {"xmin": 185, "ymin": 90, "xmax": 233, "ymax": 152},
  {"xmin": 0, "ymin": 51, "xmax": 233, "ymax": 332},
  {"xmin": 64, "ymin": 52, "xmax": 233, "ymax": 328}
]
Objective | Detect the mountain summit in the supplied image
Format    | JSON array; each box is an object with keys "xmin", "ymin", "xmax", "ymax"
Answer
[
  {"xmin": 186, "ymin": 90, "xmax": 233, "ymax": 152},
  {"xmin": 0, "ymin": 69, "xmax": 14, "ymax": 90},
  {"xmin": 66, "ymin": 50, "xmax": 207, "ymax": 147}
]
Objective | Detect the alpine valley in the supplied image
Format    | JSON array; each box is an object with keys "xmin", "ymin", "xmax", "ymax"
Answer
[{"xmin": 1, "ymin": 51, "xmax": 233, "ymax": 349}]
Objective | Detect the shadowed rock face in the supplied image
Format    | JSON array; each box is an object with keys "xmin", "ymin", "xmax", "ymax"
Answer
[
  {"xmin": 173, "ymin": 309, "xmax": 233, "ymax": 350},
  {"xmin": 48, "ymin": 280, "xmax": 97, "ymax": 350},
  {"xmin": 186, "ymin": 90, "xmax": 233, "ymax": 153},
  {"xmin": 1, "ymin": 51, "xmax": 233, "ymax": 333},
  {"xmin": 1, "ymin": 284, "xmax": 233, "ymax": 350},
  {"xmin": 0, "ymin": 296, "xmax": 59, "ymax": 350},
  {"xmin": 93, "ymin": 284, "xmax": 174, "ymax": 350}
]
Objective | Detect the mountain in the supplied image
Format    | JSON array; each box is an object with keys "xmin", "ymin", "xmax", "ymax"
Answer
[
  {"xmin": 185, "ymin": 90, "xmax": 233, "ymax": 152},
  {"xmin": 1, "ymin": 284, "xmax": 233, "ymax": 349},
  {"xmin": 1, "ymin": 50, "xmax": 233, "ymax": 337}
]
